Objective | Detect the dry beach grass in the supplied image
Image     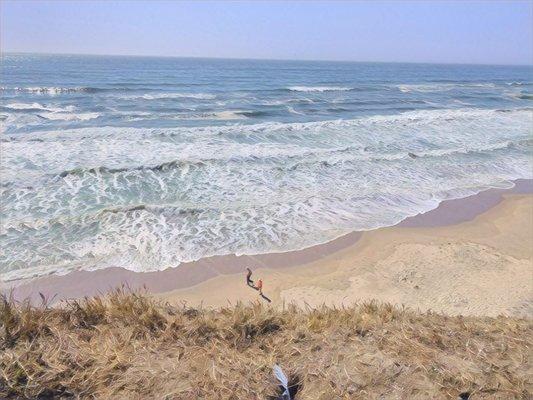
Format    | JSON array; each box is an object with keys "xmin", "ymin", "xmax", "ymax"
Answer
[{"xmin": 1, "ymin": 288, "xmax": 531, "ymax": 399}]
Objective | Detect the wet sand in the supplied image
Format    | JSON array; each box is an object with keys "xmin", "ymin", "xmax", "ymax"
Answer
[{"xmin": 2, "ymin": 179, "xmax": 532, "ymax": 316}]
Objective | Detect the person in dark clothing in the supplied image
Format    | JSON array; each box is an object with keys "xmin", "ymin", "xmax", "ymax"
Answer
[{"xmin": 245, "ymin": 267, "xmax": 254, "ymax": 287}]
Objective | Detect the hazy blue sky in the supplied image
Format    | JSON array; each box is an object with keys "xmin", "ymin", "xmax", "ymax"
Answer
[{"xmin": 2, "ymin": 1, "xmax": 532, "ymax": 65}]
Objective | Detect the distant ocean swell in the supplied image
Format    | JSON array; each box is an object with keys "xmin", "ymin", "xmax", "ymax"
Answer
[{"xmin": 1, "ymin": 107, "xmax": 532, "ymax": 280}]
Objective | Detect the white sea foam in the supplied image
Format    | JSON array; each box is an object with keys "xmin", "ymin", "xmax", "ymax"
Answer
[
  {"xmin": 120, "ymin": 92, "xmax": 216, "ymax": 100},
  {"xmin": 262, "ymin": 98, "xmax": 315, "ymax": 106},
  {"xmin": 286, "ymin": 106, "xmax": 304, "ymax": 115},
  {"xmin": 3, "ymin": 102, "xmax": 77, "ymax": 113},
  {"xmin": 189, "ymin": 110, "xmax": 248, "ymax": 120},
  {"xmin": 14, "ymin": 86, "xmax": 95, "ymax": 95},
  {"xmin": 506, "ymin": 82, "xmax": 530, "ymax": 87},
  {"xmin": 396, "ymin": 83, "xmax": 496, "ymax": 93},
  {"xmin": 0, "ymin": 113, "xmax": 47, "ymax": 133},
  {"xmin": 1, "ymin": 107, "xmax": 531, "ymax": 280},
  {"xmin": 160, "ymin": 110, "xmax": 248, "ymax": 120},
  {"xmin": 287, "ymin": 86, "xmax": 353, "ymax": 92},
  {"xmin": 38, "ymin": 112, "xmax": 100, "ymax": 121},
  {"xmin": 3, "ymin": 102, "xmax": 47, "ymax": 110},
  {"xmin": 504, "ymin": 89, "xmax": 533, "ymax": 100},
  {"xmin": 0, "ymin": 106, "xmax": 96, "ymax": 130}
]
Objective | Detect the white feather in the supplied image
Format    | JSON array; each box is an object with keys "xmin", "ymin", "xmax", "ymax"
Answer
[{"xmin": 273, "ymin": 364, "xmax": 290, "ymax": 399}]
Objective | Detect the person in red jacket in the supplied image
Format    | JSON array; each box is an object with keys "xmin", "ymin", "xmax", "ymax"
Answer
[{"xmin": 255, "ymin": 279, "xmax": 263, "ymax": 295}]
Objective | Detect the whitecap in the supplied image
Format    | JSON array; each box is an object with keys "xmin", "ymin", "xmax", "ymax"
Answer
[
  {"xmin": 3, "ymin": 102, "xmax": 76, "ymax": 112},
  {"xmin": 286, "ymin": 106, "xmax": 304, "ymax": 115},
  {"xmin": 14, "ymin": 86, "xmax": 100, "ymax": 95},
  {"xmin": 397, "ymin": 83, "xmax": 496, "ymax": 93},
  {"xmin": 168, "ymin": 110, "xmax": 247, "ymax": 120},
  {"xmin": 38, "ymin": 112, "xmax": 100, "ymax": 121},
  {"xmin": 3, "ymin": 102, "xmax": 47, "ymax": 110},
  {"xmin": 287, "ymin": 86, "xmax": 352, "ymax": 92},
  {"xmin": 120, "ymin": 92, "xmax": 216, "ymax": 100}
]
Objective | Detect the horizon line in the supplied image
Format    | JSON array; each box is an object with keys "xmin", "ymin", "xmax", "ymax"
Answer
[{"xmin": 2, "ymin": 50, "xmax": 532, "ymax": 68}]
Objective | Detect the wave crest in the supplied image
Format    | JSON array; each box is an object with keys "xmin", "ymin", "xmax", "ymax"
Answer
[
  {"xmin": 11, "ymin": 86, "xmax": 108, "ymax": 94},
  {"xmin": 286, "ymin": 86, "xmax": 353, "ymax": 92}
]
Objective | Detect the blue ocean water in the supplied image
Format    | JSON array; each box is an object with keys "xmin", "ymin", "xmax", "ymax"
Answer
[{"xmin": 1, "ymin": 53, "xmax": 532, "ymax": 280}]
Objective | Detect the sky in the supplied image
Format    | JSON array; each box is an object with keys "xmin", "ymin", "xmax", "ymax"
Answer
[{"xmin": 1, "ymin": 1, "xmax": 532, "ymax": 65}]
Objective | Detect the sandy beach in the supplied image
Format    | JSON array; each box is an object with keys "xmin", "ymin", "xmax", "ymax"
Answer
[
  {"xmin": 157, "ymin": 185, "xmax": 532, "ymax": 317},
  {"xmin": 3, "ymin": 180, "xmax": 531, "ymax": 318}
]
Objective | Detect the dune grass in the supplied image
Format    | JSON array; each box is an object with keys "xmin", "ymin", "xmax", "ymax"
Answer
[{"xmin": 1, "ymin": 287, "xmax": 531, "ymax": 399}]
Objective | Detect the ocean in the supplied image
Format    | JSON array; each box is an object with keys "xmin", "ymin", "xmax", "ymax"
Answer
[{"xmin": 1, "ymin": 53, "xmax": 532, "ymax": 280}]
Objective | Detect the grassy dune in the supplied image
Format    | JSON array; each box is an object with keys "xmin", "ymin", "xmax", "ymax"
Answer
[{"xmin": 1, "ymin": 288, "xmax": 531, "ymax": 399}]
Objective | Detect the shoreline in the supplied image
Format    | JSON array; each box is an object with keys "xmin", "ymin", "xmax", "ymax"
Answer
[{"xmin": 2, "ymin": 179, "xmax": 532, "ymax": 309}]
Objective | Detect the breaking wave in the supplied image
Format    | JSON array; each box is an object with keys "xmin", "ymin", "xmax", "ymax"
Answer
[
  {"xmin": 1, "ymin": 107, "xmax": 531, "ymax": 280},
  {"xmin": 118, "ymin": 92, "xmax": 217, "ymax": 100},
  {"xmin": 10, "ymin": 86, "xmax": 109, "ymax": 94},
  {"xmin": 286, "ymin": 86, "xmax": 353, "ymax": 92},
  {"xmin": 396, "ymin": 83, "xmax": 496, "ymax": 93}
]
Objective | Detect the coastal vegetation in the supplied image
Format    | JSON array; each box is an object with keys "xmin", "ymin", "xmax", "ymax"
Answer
[{"xmin": 1, "ymin": 288, "xmax": 531, "ymax": 399}]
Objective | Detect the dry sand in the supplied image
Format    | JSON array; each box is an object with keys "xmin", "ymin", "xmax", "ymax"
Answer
[{"xmin": 157, "ymin": 193, "xmax": 532, "ymax": 317}]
